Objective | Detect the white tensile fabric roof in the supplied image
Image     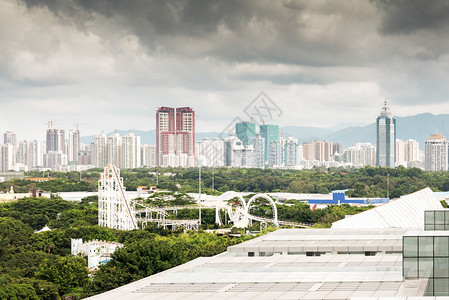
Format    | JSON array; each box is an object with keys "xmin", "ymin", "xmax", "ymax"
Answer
[{"xmin": 331, "ymin": 187, "xmax": 443, "ymax": 229}]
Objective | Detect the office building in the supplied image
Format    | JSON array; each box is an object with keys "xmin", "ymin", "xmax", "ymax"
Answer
[
  {"xmin": 425, "ymin": 134, "xmax": 448, "ymax": 172},
  {"xmin": 235, "ymin": 122, "xmax": 256, "ymax": 146},
  {"xmin": 260, "ymin": 124, "xmax": 279, "ymax": 164},
  {"xmin": 376, "ymin": 100, "xmax": 396, "ymax": 167}
]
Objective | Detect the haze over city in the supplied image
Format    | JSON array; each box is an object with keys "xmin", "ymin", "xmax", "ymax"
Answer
[{"xmin": 2, "ymin": 0, "xmax": 449, "ymax": 139}]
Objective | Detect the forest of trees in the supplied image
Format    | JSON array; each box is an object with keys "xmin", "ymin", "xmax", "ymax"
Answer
[
  {"xmin": 4, "ymin": 166, "xmax": 448, "ymax": 199},
  {"xmin": 0, "ymin": 196, "xmax": 252, "ymax": 299}
]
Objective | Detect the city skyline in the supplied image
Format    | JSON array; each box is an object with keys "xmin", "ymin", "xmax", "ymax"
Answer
[{"xmin": 3, "ymin": 1, "xmax": 449, "ymax": 139}]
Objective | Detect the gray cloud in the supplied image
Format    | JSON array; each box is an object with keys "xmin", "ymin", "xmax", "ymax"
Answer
[
  {"xmin": 3, "ymin": 0, "xmax": 449, "ymax": 139},
  {"xmin": 374, "ymin": 0, "xmax": 449, "ymax": 35}
]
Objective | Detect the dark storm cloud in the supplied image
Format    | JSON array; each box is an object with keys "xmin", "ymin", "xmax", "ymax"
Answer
[
  {"xmin": 374, "ymin": 0, "xmax": 449, "ymax": 35},
  {"xmin": 22, "ymin": 0, "xmax": 374, "ymax": 67}
]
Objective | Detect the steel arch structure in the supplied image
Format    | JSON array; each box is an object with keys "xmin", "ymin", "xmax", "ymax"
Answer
[
  {"xmin": 216, "ymin": 191, "xmax": 247, "ymax": 226},
  {"xmin": 245, "ymin": 193, "xmax": 279, "ymax": 227},
  {"xmin": 215, "ymin": 191, "xmax": 279, "ymax": 227}
]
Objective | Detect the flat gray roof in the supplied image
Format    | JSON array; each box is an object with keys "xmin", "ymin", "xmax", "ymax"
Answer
[{"xmin": 86, "ymin": 228, "xmax": 433, "ymax": 300}]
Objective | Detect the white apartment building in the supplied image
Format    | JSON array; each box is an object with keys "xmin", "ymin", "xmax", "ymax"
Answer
[{"xmin": 425, "ymin": 134, "xmax": 448, "ymax": 172}]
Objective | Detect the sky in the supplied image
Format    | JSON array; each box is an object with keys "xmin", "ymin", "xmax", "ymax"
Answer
[{"xmin": 2, "ymin": 0, "xmax": 449, "ymax": 140}]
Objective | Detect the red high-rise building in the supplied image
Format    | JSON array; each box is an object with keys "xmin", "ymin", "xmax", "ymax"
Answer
[{"xmin": 156, "ymin": 107, "xmax": 195, "ymax": 166}]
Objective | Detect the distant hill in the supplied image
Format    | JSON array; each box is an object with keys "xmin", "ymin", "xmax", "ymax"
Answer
[{"xmin": 80, "ymin": 113, "xmax": 449, "ymax": 149}]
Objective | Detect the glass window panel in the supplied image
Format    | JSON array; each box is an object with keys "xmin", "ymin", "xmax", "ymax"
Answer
[
  {"xmin": 404, "ymin": 258, "xmax": 418, "ymax": 278},
  {"xmin": 445, "ymin": 224, "xmax": 449, "ymax": 231},
  {"xmin": 419, "ymin": 258, "xmax": 433, "ymax": 277},
  {"xmin": 425, "ymin": 224, "xmax": 435, "ymax": 231},
  {"xmin": 434, "ymin": 237, "xmax": 449, "ymax": 256},
  {"xmin": 436, "ymin": 224, "xmax": 445, "ymax": 231},
  {"xmin": 426, "ymin": 211, "xmax": 435, "ymax": 225},
  {"xmin": 435, "ymin": 258, "xmax": 449, "ymax": 277},
  {"xmin": 419, "ymin": 237, "xmax": 434, "ymax": 257},
  {"xmin": 404, "ymin": 237, "xmax": 418, "ymax": 258},
  {"xmin": 436, "ymin": 211, "xmax": 445, "ymax": 224},
  {"xmin": 426, "ymin": 278, "xmax": 434, "ymax": 296},
  {"xmin": 445, "ymin": 210, "xmax": 449, "ymax": 223},
  {"xmin": 434, "ymin": 278, "xmax": 449, "ymax": 296}
]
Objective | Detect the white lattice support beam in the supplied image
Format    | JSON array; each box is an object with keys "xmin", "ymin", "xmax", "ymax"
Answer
[{"xmin": 98, "ymin": 164, "xmax": 138, "ymax": 230}]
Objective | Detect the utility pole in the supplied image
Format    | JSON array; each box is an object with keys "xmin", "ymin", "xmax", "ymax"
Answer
[
  {"xmin": 198, "ymin": 159, "xmax": 202, "ymax": 228},
  {"xmin": 387, "ymin": 173, "xmax": 390, "ymax": 199}
]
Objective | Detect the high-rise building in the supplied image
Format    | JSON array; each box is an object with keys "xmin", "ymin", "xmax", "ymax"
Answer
[
  {"xmin": 46, "ymin": 122, "xmax": 65, "ymax": 153},
  {"xmin": 376, "ymin": 101, "xmax": 396, "ymax": 167},
  {"xmin": 156, "ymin": 107, "xmax": 195, "ymax": 167},
  {"xmin": 16, "ymin": 140, "xmax": 44, "ymax": 169},
  {"xmin": 107, "ymin": 133, "xmax": 123, "ymax": 168},
  {"xmin": 0, "ymin": 144, "xmax": 16, "ymax": 171},
  {"xmin": 141, "ymin": 145, "xmax": 156, "ymax": 167},
  {"xmin": 3, "ymin": 131, "xmax": 17, "ymax": 147},
  {"xmin": 93, "ymin": 132, "xmax": 142, "ymax": 169},
  {"xmin": 68, "ymin": 125, "xmax": 80, "ymax": 164},
  {"xmin": 341, "ymin": 143, "xmax": 376, "ymax": 167},
  {"xmin": 156, "ymin": 107, "xmax": 175, "ymax": 166},
  {"xmin": 43, "ymin": 151, "xmax": 68, "ymax": 168},
  {"xmin": 253, "ymin": 134, "xmax": 265, "ymax": 168},
  {"xmin": 396, "ymin": 139, "xmax": 421, "ymax": 167},
  {"xmin": 176, "ymin": 107, "xmax": 195, "ymax": 158},
  {"xmin": 284, "ymin": 137, "xmax": 298, "ymax": 167},
  {"xmin": 236, "ymin": 122, "xmax": 256, "ymax": 146},
  {"xmin": 94, "ymin": 132, "xmax": 107, "ymax": 168},
  {"xmin": 122, "ymin": 132, "xmax": 141, "ymax": 169},
  {"xmin": 260, "ymin": 124, "xmax": 279, "ymax": 164},
  {"xmin": 197, "ymin": 138, "xmax": 225, "ymax": 167},
  {"xmin": 332, "ymin": 143, "xmax": 343, "ymax": 155},
  {"xmin": 224, "ymin": 135, "xmax": 244, "ymax": 167},
  {"xmin": 425, "ymin": 134, "xmax": 448, "ymax": 172},
  {"xmin": 303, "ymin": 140, "xmax": 334, "ymax": 162}
]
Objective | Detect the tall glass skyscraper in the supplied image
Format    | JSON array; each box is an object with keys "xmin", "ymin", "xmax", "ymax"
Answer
[
  {"xmin": 235, "ymin": 122, "xmax": 256, "ymax": 146},
  {"xmin": 260, "ymin": 124, "xmax": 279, "ymax": 165},
  {"xmin": 376, "ymin": 100, "xmax": 396, "ymax": 167}
]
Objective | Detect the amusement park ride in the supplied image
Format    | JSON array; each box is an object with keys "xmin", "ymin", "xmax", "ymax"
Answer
[{"xmin": 98, "ymin": 164, "xmax": 309, "ymax": 231}]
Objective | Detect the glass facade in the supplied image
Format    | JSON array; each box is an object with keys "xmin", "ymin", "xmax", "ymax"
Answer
[
  {"xmin": 403, "ymin": 235, "xmax": 449, "ymax": 296},
  {"xmin": 425, "ymin": 210, "xmax": 449, "ymax": 231}
]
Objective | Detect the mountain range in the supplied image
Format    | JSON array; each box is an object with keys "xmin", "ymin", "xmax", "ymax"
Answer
[{"xmin": 80, "ymin": 113, "xmax": 449, "ymax": 149}]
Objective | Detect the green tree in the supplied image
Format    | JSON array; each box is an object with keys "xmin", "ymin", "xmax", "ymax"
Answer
[{"xmin": 35, "ymin": 256, "xmax": 88, "ymax": 296}]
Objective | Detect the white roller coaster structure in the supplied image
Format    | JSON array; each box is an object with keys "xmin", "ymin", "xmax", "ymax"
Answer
[
  {"xmin": 216, "ymin": 191, "xmax": 310, "ymax": 228},
  {"xmin": 98, "ymin": 164, "xmax": 199, "ymax": 231}
]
